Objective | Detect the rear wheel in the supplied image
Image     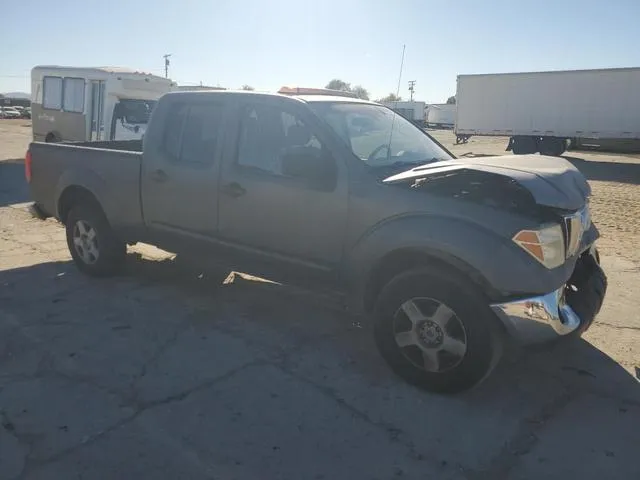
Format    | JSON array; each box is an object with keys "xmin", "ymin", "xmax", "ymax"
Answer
[
  {"xmin": 65, "ymin": 204, "xmax": 126, "ymax": 276},
  {"xmin": 373, "ymin": 268, "xmax": 503, "ymax": 394}
]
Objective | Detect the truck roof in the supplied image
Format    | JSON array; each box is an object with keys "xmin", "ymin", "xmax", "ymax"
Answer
[{"xmin": 164, "ymin": 90, "xmax": 377, "ymax": 105}]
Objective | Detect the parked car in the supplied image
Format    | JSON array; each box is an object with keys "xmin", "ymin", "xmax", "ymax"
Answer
[
  {"xmin": 25, "ymin": 90, "xmax": 607, "ymax": 394},
  {"xmin": 0, "ymin": 106, "xmax": 21, "ymax": 119},
  {"xmin": 21, "ymin": 107, "xmax": 32, "ymax": 119}
]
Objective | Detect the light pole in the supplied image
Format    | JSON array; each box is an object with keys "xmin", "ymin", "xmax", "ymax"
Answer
[
  {"xmin": 408, "ymin": 80, "xmax": 416, "ymax": 101},
  {"xmin": 163, "ymin": 54, "xmax": 172, "ymax": 78}
]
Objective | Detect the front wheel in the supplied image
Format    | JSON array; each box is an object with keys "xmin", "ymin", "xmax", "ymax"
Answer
[
  {"xmin": 373, "ymin": 268, "xmax": 503, "ymax": 394},
  {"xmin": 65, "ymin": 204, "xmax": 126, "ymax": 276}
]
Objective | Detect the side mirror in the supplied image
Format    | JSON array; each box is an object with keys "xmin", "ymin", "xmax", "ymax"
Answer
[{"xmin": 281, "ymin": 149, "xmax": 336, "ymax": 189}]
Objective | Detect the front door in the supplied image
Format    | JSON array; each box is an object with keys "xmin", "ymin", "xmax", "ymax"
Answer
[
  {"xmin": 89, "ymin": 81, "xmax": 105, "ymax": 141},
  {"xmin": 217, "ymin": 98, "xmax": 348, "ymax": 267},
  {"xmin": 141, "ymin": 98, "xmax": 227, "ymax": 238}
]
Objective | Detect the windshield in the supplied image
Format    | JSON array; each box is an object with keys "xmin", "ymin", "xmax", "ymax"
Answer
[
  {"xmin": 114, "ymin": 99, "xmax": 157, "ymax": 125},
  {"xmin": 309, "ymin": 102, "xmax": 453, "ymax": 168}
]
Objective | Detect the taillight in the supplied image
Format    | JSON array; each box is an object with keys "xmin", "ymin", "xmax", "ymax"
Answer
[{"xmin": 25, "ymin": 149, "xmax": 32, "ymax": 183}]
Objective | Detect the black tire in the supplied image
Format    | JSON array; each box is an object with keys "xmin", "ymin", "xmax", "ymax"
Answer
[
  {"xmin": 511, "ymin": 136, "xmax": 537, "ymax": 155},
  {"xmin": 45, "ymin": 133, "xmax": 59, "ymax": 143},
  {"xmin": 373, "ymin": 267, "xmax": 503, "ymax": 394},
  {"xmin": 65, "ymin": 204, "xmax": 126, "ymax": 277},
  {"xmin": 539, "ymin": 137, "xmax": 567, "ymax": 156}
]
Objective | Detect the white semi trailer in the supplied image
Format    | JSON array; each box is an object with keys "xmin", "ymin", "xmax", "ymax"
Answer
[
  {"xmin": 426, "ymin": 104, "xmax": 456, "ymax": 128},
  {"xmin": 381, "ymin": 100, "xmax": 426, "ymax": 126},
  {"xmin": 455, "ymin": 67, "xmax": 640, "ymax": 156}
]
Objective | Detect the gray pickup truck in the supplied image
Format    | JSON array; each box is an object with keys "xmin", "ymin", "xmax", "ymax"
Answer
[{"xmin": 26, "ymin": 90, "xmax": 607, "ymax": 393}]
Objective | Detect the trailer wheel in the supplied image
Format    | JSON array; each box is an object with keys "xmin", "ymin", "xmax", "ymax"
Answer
[
  {"xmin": 511, "ymin": 136, "xmax": 537, "ymax": 155},
  {"xmin": 539, "ymin": 137, "xmax": 567, "ymax": 156}
]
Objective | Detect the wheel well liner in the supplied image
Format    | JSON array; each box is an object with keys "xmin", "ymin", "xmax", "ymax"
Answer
[
  {"xmin": 362, "ymin": 248, "xmax": 498, "ymax": 312},
  {"xmin": 45, "ymin": 132, "xmax": 61, "ymax": 142},
  {"xmin": 57, "ymin": 186, "xmax": 102, "ymax": 223}
]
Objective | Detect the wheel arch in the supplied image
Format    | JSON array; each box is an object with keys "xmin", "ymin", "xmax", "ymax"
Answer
[
  {"xmin": 57, "ymin": 185, "xmax": 104, "ymax": 224},
  {"xmin": 44, "ymin": 131, "xmax": 62, "ymax": 143},
  {"xmin": 361, "ymin": 247, "xmax": 500, "ymax": 314}
]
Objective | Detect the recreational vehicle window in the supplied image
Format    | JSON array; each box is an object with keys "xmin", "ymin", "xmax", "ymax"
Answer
[
  {"xmin": 62, "ymin": 78, "xmax": 85, "ymax": 113},
  {"xmin": 43, "ymin": 76, "xmax": 63, "ymax": 110}
]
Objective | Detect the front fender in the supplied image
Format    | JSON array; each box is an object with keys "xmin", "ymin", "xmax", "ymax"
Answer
[{"xmin": 345, "ymin": 214, "xmax": 574, "ymax": 311}]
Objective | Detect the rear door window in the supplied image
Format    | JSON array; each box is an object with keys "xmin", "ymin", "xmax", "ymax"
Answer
[{"xmin": 162, "ymin": 101, "xmax": 225, "ymax": 166}]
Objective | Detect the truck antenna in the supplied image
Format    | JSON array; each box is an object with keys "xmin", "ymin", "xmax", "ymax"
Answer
[{"xmin": 387, "ymin": 44, "xmax": 406, "ymax": 160}]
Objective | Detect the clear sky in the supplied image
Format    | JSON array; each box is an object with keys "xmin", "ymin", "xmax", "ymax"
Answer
[{"xmin": 2, "ymin": 0, "xmax": 639, "ymax": 102}]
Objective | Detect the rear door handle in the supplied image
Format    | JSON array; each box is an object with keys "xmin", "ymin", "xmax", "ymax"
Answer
[
  {"xmin": 221, "ymin": 182, "xmax": 246, "ymax": 198},
  {"xmin": 150, "ymin": 169, "xmax": 168, "ymax": 183}
]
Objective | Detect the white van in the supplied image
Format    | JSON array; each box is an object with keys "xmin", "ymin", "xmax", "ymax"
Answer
[{"xmin": 31, "ymin": 65, "xmax": 173, "ymax": 142}]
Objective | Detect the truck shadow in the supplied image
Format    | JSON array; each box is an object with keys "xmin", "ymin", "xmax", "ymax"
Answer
[
  {"xmin": 2, "ymin": 256, "xmax": 638, "ymax": 479},
  {"xmin": 2, "ymin": 254, "xmax": 637, "ymax": 404},
  {"xmin": 563, "ymin": 155, "xmax": 640, "ymax": 185},
  {"xmin": 0, "ymin": 160, "xmax": 29, "ymax": 207}
]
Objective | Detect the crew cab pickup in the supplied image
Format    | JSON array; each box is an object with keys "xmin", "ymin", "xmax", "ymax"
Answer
[{"xmin": 26, "ymin": 90, "xmax": 607, "ymax": 393}]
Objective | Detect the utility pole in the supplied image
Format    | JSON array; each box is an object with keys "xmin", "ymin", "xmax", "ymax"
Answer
[
  {"xmin": 408, "ymin": 80, "xmax": 416, "ymax": 101},
  {"xmin": 163, "ymin": 54, "xmax": 172, "ymax": 78}
]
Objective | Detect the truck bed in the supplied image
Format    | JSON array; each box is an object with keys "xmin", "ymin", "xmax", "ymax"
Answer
[{"xmin": 28, "ymin": 141, "xmax": 144, "ymax": 231}]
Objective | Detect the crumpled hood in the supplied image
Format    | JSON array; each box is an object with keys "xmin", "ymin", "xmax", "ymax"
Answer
[{"xmin": 383, "ymin": 154, "xmax": 590, "ymax": 210}]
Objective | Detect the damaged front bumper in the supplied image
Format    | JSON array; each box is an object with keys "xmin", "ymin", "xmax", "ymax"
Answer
[{"xmin": 491, "ymin": 246, "xmax": 607, "ymax": 343}]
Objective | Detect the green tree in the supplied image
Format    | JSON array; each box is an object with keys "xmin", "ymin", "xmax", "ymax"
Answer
[
  {"xmin": 377, "ymin": 93, "xmax": 402, "ymax": 102},
  {"xmin": 446, "ymin": 95, "xmax": 456, "ymax": 104},
  {"xmin": 241, "ymin": 85, "xmax": 255, "ymax": 91},
  {"xmin": 325, "ymin": 79, "xmax": 351, "ymax": 92},
  {"xmin": 351, "ymin": 85, "xmax": 370, "ymax": 100}
]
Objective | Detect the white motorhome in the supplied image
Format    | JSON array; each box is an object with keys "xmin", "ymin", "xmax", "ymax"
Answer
[{"xmin": 31, "ymin": 66, "xmax": 173, "ymax": 142}]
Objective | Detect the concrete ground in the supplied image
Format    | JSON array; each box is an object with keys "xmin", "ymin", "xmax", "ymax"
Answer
[{"xmin": 1, "ymin": 120, "xmax": 639, "ymax": 479}]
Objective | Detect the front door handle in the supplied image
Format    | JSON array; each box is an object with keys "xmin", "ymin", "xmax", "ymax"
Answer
[
  {"xmin": 221, "ymin": 182, "xmax": 246, "ymax": 198},
  {"xmin": 150, "ymin": 169, "xmax": 168, "ymax": 183}
]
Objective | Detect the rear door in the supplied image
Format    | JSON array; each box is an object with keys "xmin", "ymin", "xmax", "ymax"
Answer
[
  {"xmin": 141, "ymin": 98, "xmax": 227, "ymax": 237},
  {"xmin": 216, "ymin": 97, "xmax": 349, "ymax": 267}
]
